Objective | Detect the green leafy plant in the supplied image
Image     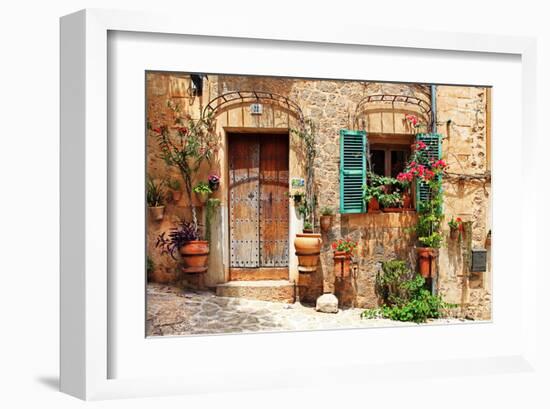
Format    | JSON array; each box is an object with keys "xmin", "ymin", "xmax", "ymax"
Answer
[
  {"xmin": 320, "ymin": 206, "xmax": 334, "ymax": 216},
  {"xmin": 205, "ymin": 198, "xmax": 221, "ymax": 242},
  {"xmin": 448, "ymin": 216, "xmax": 462, "ymax": 230},
  {"xmin": 362, "ymin": 172, "xmax": 385, "ymax": 204},
  {"xmin": 151, "ymin": 107, "xmax": 220, "ymax": 235},
  {"xmin": 378, "ymin": 191, "xmax": 403, "ymax": 208},
  {"xmin": 193, "ymin": 181, "xmax": 213, "ymax": 194},
  {"xmin": 414, "ymin": 178, "xmax": 444, "ymax": 248},
  {"xmin": 303, "ymin": 221, "xmax": 313, "ymax": 231},
  {"xmin": 147, "ymin": 256, "xmax": 154, "ymax": 276},
  {"xmin": 291, "ymin": 119, "xmax": 318, "ymax": 230},
  {"xmin": 167, "ymin": 178, "xmax": 181, "ymax": 191},
  {"xmin": 362, "ymin": 259, "xmax": 456, "ymax": 323},
  {"xmin": 146, "ymin": 176, "xmax": 166, "ymax": 207}
]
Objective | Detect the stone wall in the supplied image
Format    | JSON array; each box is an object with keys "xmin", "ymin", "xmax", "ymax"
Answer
[{"xmin": 145, "ymin": 73, "xmax": 492, "ymax": 319}]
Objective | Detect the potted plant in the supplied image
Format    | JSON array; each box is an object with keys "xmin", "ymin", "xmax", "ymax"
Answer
[
  {"xmin": 379, "ymin": 191, "xmax": 403, "ymax": 213},
  {"xmin": 287, "ymin": 190, "xmax": 305, "ymax": 205},
  {"xmin": 397, "ymin": 138, "xmax": 447, "ymax": 278},
  {"xmin": 147, "ymin": 176, "xmax": 166, "ymax": 221},
  {"xmin": 152, "ymin": 108, "xmax": 220, "ymax": 237},
  {"xmin": 363, "ymin": 172, "xmax": 384, "ymax": 212},
  {"xmin": 156, "ymin": 221, "xmax": 209, "ymax": 273},
  {"xmin": 319, "ymin": 206, "xmax": 334, "ymax": 232},
  {"xmin": 448, "ymin": 216, "xmax": 462, "ymax": 240},
  {"xmin": 167, "ymin": 178, "xmax": 182, "ymax": 202},
  {"xmin": 193, "ymin": 181, "xmax": 212, "ymax": 205},
  {"xmin": 332, "ymin": 237, "xmax": 358, "ymax": 278},
  {"xmin": 208, "ymin": 174, "xmax": 220, "ymax": 191},
  {"xmin": 291, "ymin": 120, "xmax": 322, "ymax": 274}
]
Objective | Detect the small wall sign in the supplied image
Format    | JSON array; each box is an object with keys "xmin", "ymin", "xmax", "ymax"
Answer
[
  {"xmin": 250, "ymin": 103, "xmax": 263, "ymax": 115},
  {"xmin": 291, "ymin": 178, "xmax": 305, "ymax": 188}
]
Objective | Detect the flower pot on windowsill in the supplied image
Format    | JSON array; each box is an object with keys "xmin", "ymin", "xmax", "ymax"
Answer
[
  {"xmin": 179, "ymin": 240, "xmax": 209, "ymax": 273},
  {"xmin": 333, "ymin": 251, "xmax": 352, "ymax": 278},
  {"xmin": 416, "ymin": 247, "xmax": 436, "ymax": 278},
  {"xmin": 148, "ymin": 206, "xmax": 165, "ymax": 221},
  {"xmin": 402, "ymin": 192, "xmax": 413, "ymax": 210},
  {"xmin": 367, "ymin": 197, "xmax": 381, "ymax": 213},
  {"xmin": 320, "ymin": 215, "xmax": 332, "ymax": 232},
  {"xmin": 294, "ymin": 233, "xmax": 322, "ymax": 273}
]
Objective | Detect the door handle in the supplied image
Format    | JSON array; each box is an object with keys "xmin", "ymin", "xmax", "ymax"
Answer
[{"xmin": 269, "ymin": 192, "xmax": 273, "ymax": 204}]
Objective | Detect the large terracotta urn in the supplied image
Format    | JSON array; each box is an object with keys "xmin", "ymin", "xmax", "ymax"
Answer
[
  {"xmin": 179, "ymin": 241, "xmax": 209, "ymax": 273},
  {"xmin": 294, "ymin": 233, "xmax": 322, "ymax": 273}
]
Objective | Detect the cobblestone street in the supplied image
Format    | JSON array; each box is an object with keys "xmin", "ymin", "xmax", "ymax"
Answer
[{"xmin": 146, "ymin": 283, "xmax": 466, "ymax": 336}]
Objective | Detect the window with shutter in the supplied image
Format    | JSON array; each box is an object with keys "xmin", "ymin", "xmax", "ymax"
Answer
[
  {"xmin": 339, "ymin": 130, "xmax": 367, "ymax": 213},
  {"xmin": 415, "ymin": 133, "xmax": 442, "ymax": 211}
]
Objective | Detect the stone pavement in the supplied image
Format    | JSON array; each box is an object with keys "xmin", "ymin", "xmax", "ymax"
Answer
[{"xmin": 146, "ymin": 283, "xmax": 466, "ymax": 336}]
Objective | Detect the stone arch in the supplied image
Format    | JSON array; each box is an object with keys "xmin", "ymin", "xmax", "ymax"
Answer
[
  {"xmin": 203, "ymin": 90, "xmax": 304, "ymax": 123},
  {"xmin": 353, "ymin": 94, "xmax": 433, "ymax": 133}
]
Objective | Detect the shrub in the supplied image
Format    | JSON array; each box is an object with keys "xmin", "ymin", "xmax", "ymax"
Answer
[{"xmin": 363, "ymin": 259, "xmax": 456, "ymax": 323}]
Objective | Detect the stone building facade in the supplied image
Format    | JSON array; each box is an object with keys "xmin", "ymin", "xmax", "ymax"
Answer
[{"xmin": 146, "ymin": 72, "xmax": 492, "ymax": 320}]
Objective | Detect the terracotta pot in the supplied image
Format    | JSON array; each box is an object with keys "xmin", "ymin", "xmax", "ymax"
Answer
[
  {"xmin": 320, "ymin": 215, "xmax": 332, "ymax": 232},
  {"xmin": 450, "ymin": 228, "xmax": 460, "ymax": 240},
  {"xmin": 148, "ymin": 206, "xmax": 165, "ymax": 221},
  {"xmin": 195, "ymin": 192, "xmax": 209, "ymax": 205},
  {"xmin": 179, "ymin": 240, "xmax": 209, "ymax": 273},
  {"xmin": 172, "ymin": 190, "xmax": 182, "ymax": 202},
  {"xmin": 294, "ymin": 233, "xmax": 322, "ymax": 273},
  {"xmin": 333, "ymin": 251, "xmax": 352, "ymax": 277},
  {"xmin": 368, "ymin": 197, "xmax": 380, "ymax": 212},
  {"xmin": 402, "ymin": 192, "xmax": 412, "ymax": 209},
  {"xmin": 416, "ymin": 247, "xmax": 435, "ymax": 278}
]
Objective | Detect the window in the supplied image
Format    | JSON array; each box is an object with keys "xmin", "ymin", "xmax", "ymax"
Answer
[
  {"xmin": 368, "ymin": 134, "xmax": 413, "ymax": 178},
  {"xmin": 339, "ymin": 130, "xmax": 442, "ymax": 214}
]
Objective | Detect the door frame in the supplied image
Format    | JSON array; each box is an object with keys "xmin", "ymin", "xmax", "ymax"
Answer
[{"xmin": 225, "ymin": 127, "xmax": 292, "ymax": 281}]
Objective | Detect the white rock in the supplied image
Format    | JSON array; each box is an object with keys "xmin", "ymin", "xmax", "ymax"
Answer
[{"xmin": 316, "ymin": 293, "xmax": 339, "ymax": 313}]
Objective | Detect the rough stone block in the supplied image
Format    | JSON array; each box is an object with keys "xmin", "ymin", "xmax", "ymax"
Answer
[{"xmin": 316, "ymin": 293, "xmax": 339, "ymax": 313}]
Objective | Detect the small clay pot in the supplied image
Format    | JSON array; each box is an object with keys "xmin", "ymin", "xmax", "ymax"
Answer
[
  {"xmin": 195, "ymin": 192, "xmax": 209, "ymax": 205},
  {"xmin": 333, "ymin": 251, "xmax": 352, "ymax": 277},
  {"xmin": 402, "ymin": 192, "xmax": 412, "ymax": 209},
  {"xmin": 172, "ymin": 190, "xmax": 182, "ymax": 202},
  {"xmin": 148, "ymin": 206, "xmax": 165, "ymax": 221},
  {"xmin": 368, "ymin": 197, "xmax": 380, "ymax": 213}
]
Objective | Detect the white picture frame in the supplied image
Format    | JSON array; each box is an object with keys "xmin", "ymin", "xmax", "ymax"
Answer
[{"xmin": 60, "ymin": 8, "xmax": 539, "ymax": 401}]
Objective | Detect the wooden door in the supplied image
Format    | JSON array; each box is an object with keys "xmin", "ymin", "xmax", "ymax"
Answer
[{"xmin": 229, "ymin": 133, "xmax": 289, "ymax": 277}]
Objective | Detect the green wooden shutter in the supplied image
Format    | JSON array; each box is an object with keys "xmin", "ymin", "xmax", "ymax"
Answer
[
  {"xmin": 415, "ymin": 133, "xmax": 442, "ymax": 211},
  {"xmin": 339, "ymin": 130, "xmax": 367, "ymax": 213}
]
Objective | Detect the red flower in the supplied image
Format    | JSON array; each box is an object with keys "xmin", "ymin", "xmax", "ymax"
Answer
[{"xmin": 176, "ymin": 126, "xmax": 189, "ymax": 135}]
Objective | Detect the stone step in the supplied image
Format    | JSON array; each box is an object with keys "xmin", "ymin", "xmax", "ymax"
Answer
[{"xmin": 216, "ymin": 280, "xmax": 295, "ymax": 303}]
